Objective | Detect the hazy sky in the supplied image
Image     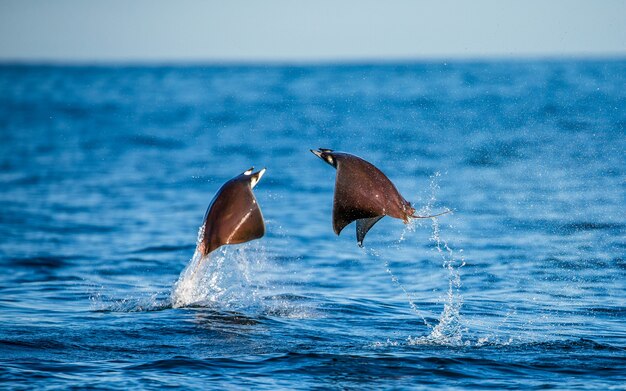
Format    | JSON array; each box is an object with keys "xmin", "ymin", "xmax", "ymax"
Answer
[{"xmin": 1, "ymin": 0, "xmax": 625, "ymax": 62}]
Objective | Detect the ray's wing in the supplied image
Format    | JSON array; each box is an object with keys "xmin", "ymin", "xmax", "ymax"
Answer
[
  {"xmin": 200, "ymin": 183, "xmax": 265, "ymax": 256},
  {"xmin": 356, "ymin": 216, "xmax": 384, "ymax": 247},
  {"xmin": 223, "ymin": 194, "xmax": 265, "ymax": 245},
  {"xmin": 332, "ymin": 161, "xmax": 383, "ymax": 235}
]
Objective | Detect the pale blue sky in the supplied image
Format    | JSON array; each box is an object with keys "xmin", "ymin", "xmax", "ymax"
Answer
[{"xmin": 1, "ymin": 0, "xmax": 625, "ymax": 62}]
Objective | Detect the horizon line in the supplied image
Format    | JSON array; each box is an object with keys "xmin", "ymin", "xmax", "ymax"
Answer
[{"xmin": 1, "ymin": 53, "xmax": 625, "ymax": 68}]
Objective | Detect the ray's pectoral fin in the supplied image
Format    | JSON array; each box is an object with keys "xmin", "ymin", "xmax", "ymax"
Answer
[
  {"xmin": 356, "ymin": 216, "xmax": 384, "ymax": 247},
  {"xmin": 197, "ymin": 168, "xmax": 267, "ymax": 257},
  {"xmin": 225, "ymin": 204, "xmax": 265, "ymax": 245},
  {"xmin": 199, "ymin": 203, "xmax": 265, "ymax": 257}
]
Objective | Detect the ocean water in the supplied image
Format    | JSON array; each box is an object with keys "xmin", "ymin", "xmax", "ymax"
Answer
[{"xmin": 0, "ymin": 60, "xmax": 625, "ymax": 390}]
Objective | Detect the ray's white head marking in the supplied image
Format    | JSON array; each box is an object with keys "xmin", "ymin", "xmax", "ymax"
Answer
[
  {"xmin": 250, "ymin": 167, "xmax": 266, "ymax": 189},
  {"xmin": 311, "ymin": 148, "xmax": 337, "ymax": 168}
]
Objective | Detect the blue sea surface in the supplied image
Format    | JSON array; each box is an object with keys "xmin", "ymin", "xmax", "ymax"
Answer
[{"xmin": 0, "ymin": 61, "xmax": 625, "ymax": 390}]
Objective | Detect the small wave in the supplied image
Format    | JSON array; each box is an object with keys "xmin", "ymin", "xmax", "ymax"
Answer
[
  {"xmin": 129, "ymin": 244, "xmax": 194, "ymax": 254},
  {"xmin": 0, "ymin": 338, "xmax": 74, "ymax": 351},
  {"xmin": 262, "ymin": 298, "xmax": 320, "ymax": 319},
  {"xmin": 125, "ymin": 356, "xmax": 220, "ymax": 371},
  {"xmin": 125, "ymin": 134, "xmax": 185, "ymax": 149},
  {"xmin": 372, "ymin": 335, "xmax": 620, "ymax": 349},
  {"xmin": 7, "ymin": 255, "xmax": 77, "ymax": 269},
  {"xmin": 557, "ymin": 221, "xmax": 625, "ymax": 234},
  {"xmin": 504, "ymin": 218, "xmax": 625, "ymax": 236},
  {"xmin": 90, "ymin": 291, "xmax": 172, "ymax": 312},
  {"xmin": 191, "ymin": 309, "xmax": 262, "ymax": 326}
]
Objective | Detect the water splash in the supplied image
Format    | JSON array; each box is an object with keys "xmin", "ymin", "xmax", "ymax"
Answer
[
  {"xmin": 373, "ymin": 172, "xmax": 467, "ymax": 346},
  {"xmin": 413, "ymin": 173, "xmax": 466, "ymax": 345},
  {"xmin": 171, "ymin": 243, "xmax": 266, "ymax": 309},
  {"xmin": 90, "ymin": 291, "xmax": 172, "ymax": 312},
  {"xmin": 408, "ymin": 215, "xmax": 466, "ymax": 346},
  {"xmin": 89, "ymin": 287, "xmax": 172, "ymax": 312},
  {"xmin": 90, "ymin": 221, "xmax": 316, "ymax": 317}
]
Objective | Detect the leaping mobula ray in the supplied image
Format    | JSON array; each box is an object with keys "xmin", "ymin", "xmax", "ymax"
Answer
[
  {"xmin": 310, "ymin": 148, "xmax": 450, "ymax": 246},
  {"xmin": 197, "ymin": 167, "xmax": 266, "ymax": 256}
]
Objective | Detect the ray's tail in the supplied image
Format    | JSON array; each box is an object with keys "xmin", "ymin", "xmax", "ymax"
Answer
[{"xmin": 410, "ymin": 209, "xmax": 453, "ymax": 219}]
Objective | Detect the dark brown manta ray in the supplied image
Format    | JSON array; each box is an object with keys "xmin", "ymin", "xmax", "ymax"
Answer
[
  {"xmin": 197, "ymin": 167, "xmax": 266, "ymax": 257},
  {"xmin": 311, "ymin": 148, "xmax": 450, "ymax": 246}
]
